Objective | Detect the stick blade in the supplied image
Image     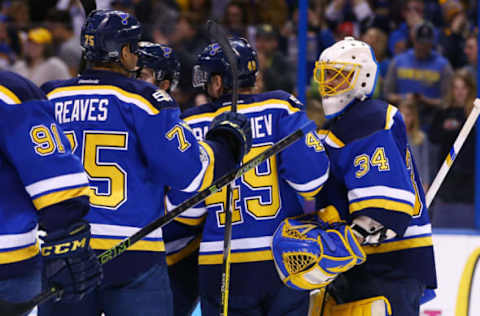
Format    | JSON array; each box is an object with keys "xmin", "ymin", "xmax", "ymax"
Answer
[{"xmin": 0, "ymin": 298, "xmax": 35, "ymax": 316}]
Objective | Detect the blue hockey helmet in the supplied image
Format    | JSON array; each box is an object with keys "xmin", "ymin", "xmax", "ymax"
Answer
[
  {"xmin": 81, "ymin": 9, "xmax": 142, "ymax": 62},
  {"xmin": 193, "ymin": 37, "xmax": 258, "ymax": 90},
  {"xmin": 137, "ymin": 41, "xmax": 180, "ymax": 89}
]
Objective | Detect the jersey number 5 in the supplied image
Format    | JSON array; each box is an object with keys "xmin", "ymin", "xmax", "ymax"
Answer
[{"xmin": 65, "ymin": 130, "xmax": 128, "ymax": 210}]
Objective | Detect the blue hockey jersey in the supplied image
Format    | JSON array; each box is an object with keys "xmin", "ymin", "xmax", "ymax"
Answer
[
  {"xmin": 166, "ymin": 90, "xmax": 330, "ymax": 266},
  {"xmin": 315, "ymin": 98, "xmax": 437, "ymax": 289},
  {"xmin": 0, "ymin": 71, "xmax": 89, "ymax": 278},
  {"xmin": 42, "ymin": 69, "xmax": 229, "ymax": 284}
]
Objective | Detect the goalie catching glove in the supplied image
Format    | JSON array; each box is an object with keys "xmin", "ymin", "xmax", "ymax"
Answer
[
  {"xmin": 272, "ymin": 214, "xmax": 365, "ymax": 290},
  {"xmin": 41, "ymin": 221, "xmax": 103, "ymax": 302}
]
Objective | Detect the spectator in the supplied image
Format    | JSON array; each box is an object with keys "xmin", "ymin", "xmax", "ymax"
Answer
[
  {"xmin": 325, "ymin": 0, "xmax": 375, "ymax": 38},
  {"xmin": 0, "ymin": 44, "xmax": 13, "ymax": 70},
  {"xmin": 384, "ymin": 21, "xmax": 453, "ymax": 129},
  {"xmin": 255, "ymin": 24, "xmax": 294, "ymax": 93},
  {"xmin": 398, "ymin": 100, "xmax": 433, "ymax": 191},
  {"xmin": 463, "ymin": 32, "xmax": 477, "ymax": 78},
  {"xmin": 388, "ymin": 0, "xmax": 425, "ymax": 56},
  {"xmin": 184, "ymin": 0, "xmax": 212, "ymax": 26},
  {"xmin": 253, "ymin": 0, "xmax": 288, "ymax": 30},
  {"xmin": 281, "ymin": 3, "xmax": 335, "ymax": 84},
  {"xmin": 438, "ymin": 1, "xmax": 469, "ymax": 69},
  {"xmin": 151, "ymin": 1, "xmax": 180, "ymax": 43},
  {"xmin": 0, "ymin": 15, "xmax": 15, "ymax": 69},
  {"xmin": 11, "ymin": 27, "xmax": 70, "ymax": 86},
  {"xmin": 428, "ymin": 69, "xmax": 476, "ymax": 228},
  {"xmin": 45, "ymin": 9, "xmax": 81, "ymax": 76},
  {"xmin": 362, "ymin": 26, "xmax": 389, "ymax": 99},
  {"xmin": 222, "ymin": 1, "xmax": 248, "ymax": 38},
  {"xmin": 168, "ymin": 13, "xmax": 209, "ymax": 109},
  {"xmin": 5, "ymin": 0, "xmax": 30, "ymax": 31}
]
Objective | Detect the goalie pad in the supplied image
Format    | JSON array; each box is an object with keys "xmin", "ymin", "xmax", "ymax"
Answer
[
  {"xmin": 272, "ymin": 214, "xmax": 366, "ymax": 290},
  {"xmin": 309, "ymin": 290, "xmax": 392, "ymax": 316}
]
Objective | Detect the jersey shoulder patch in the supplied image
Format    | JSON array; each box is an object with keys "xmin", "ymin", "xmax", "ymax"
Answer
[{"xmin": 328, "ymin": 99, "xmax": 391, "ymax": 145}]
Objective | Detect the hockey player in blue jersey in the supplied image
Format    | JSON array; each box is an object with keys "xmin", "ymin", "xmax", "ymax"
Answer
[
  {"xmin": 166, "ymin": 37, "xmax": 330, "ymax": 315},
  {"xmin": 40, "ymin": 10, "xmax": 251, "ymax": 316},
  {"xmin": 0, "ymin": 70, "xmax": 102, "ymax": 305},
  {"xmin": 136, "ymin": 41, "xmax": 201, "ymax": 316},
  {"xmin": 302, "ymin": 37, "xmax": 437, "ymax": 315},
  {"xmin": 137, "ymin": 41, "xmax": 180, "ymax": 93}
]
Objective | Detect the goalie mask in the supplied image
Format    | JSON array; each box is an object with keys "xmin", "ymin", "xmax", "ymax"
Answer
[
  {"xmin": 272, "ymin": 214, "xmax": 365, "ymax": 290},
  {"xmin": 313, "ymin": 37, "xmax": 378, "ymax": 118}
]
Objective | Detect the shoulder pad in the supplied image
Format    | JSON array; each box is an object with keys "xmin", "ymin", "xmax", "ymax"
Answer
[
  {"xmin": 262, "ymin": 90, "xmax": 304, "ymax": 110},
  {"xmin": 181, "ymin": 102, "xmax": 217, "ymax": 120},
  {"xmin": 40, "ymin": 79, "xmax": 69, "ymax": 95},
  {"xmin": 123, "ymin": 78, "xmax": 179, "ymax": 111},
  {"xmin": 0, "ymin": 70, "xmax": 46, "ymax": 103},
  {"xmin": 328, "ymin": 99, "xmax": 392, "ymax": 145}
]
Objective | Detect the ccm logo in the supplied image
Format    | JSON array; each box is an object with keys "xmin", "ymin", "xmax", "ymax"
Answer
[{"xmin": 41, "ymin": 238, "xmax": 87, "ymax": 256}]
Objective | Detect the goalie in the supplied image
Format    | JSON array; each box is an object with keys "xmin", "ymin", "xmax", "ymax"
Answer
[{"xmin": 273, "ymin": 37, "xmax": 437, "ymax": 316}]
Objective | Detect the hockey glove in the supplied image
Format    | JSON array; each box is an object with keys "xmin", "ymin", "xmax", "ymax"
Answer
[
  {"xmin": 41, "ymin": 221, "xmax": 102, "ymax": 302},
  {"xmin": 206, "ymin": 111, "xmax": 252, "ymax": 163},
  {"xmin": 272, "ymin": 214, "xmax": 366, "ymax": 291}
]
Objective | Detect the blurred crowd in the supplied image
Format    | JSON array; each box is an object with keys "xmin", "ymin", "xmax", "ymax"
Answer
[{"xmin": 0, "ymin": 0, "xmax": 478, "ymax": 228}]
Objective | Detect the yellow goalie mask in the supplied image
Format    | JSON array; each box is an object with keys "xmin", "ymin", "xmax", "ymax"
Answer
[
  {"xmin": 313, "ymin": 37, "xmax": 378, "ymax": 118},
  {"xmin": 272, "ymin": 214, "xmax": 366, "ymax": 291}
]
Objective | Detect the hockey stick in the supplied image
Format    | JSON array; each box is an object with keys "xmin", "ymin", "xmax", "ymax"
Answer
[
  {"xmin": 425, "ymin": 98, "xmax": 480, "ymax": 207},
  {"xmin": 206, "ymin": 20, "xmax": 238, "ymax": 113},
  {"xmin": 0, "ymin": 121, "xmax": 316, "ymax": 316},
  {"xmin": 206, "ymin": 19, "xmax": 238, "ymax": 316}
]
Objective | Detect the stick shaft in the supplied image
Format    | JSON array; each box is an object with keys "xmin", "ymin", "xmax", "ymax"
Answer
[
  {"xmin": 206, "ymin": 19, "xmax": 238, "ymax": 316},
  {"xmin": 426, "ymin": 98, "xmax": 480, "ymax": 207},
  {"xmin": 4, "ymin": 120, "xmax": 315, "ymax": 315}
]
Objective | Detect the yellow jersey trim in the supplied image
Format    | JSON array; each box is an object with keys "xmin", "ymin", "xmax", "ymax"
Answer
[
  {"xmin": 199, "ymin": 250, "xmax": 273, "ymax": 265},
  {"xmin": 363, "ymin": 236, "xmax": 432, "ymax": 255},
  {"xmin": 385, "ymin": 104, "xmax": 395, "ymax": 130},
  {"xmin": 174, "ymin": 216, "xmax": 205, "ymax": 226},
  {"xmin": 0, "ymin": 242, "xmax": 39, "ymax": 264},
  {"xmin": 318, "ymin": 129, "xmax": 345, "ymax": 148},
  {"xmin": 33, "ymin": 186, "xmax": 90, "ymax": 210},
  {"xmin": 198, "ymin": 141, "xmax": 215, "ymax": 191},
  {"xmin": 0, "ymin": 85, "xmax": 21, "ymax": 104},
  {"xmin": 299, "ymin": 185, "xmax": 324, "ymax": 200},
  {"xmin": 47, "ymin": 85, "xmax": 159, "ymax": 115},
  {"xmin": 349, "ymin": 198, "xmax": 414, "ymax": 216},
  {"xmin": 166, "ymin": 235, "xmax": 201, "ymax": 266},
  {"xmin": 183, "ymin": 99, "xmax": 300, "ymax": 123},
  {"xmin": 90, "ymin": 238, "xmax": 165, "ymax": 252}
]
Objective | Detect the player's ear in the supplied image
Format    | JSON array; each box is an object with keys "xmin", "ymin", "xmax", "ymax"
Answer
[
  {"xmin": 210, "ymin": 75, "xmax": 223, "ymax": 95},
  {"xmin": 121, "ymin": 45, "xmax": 130, "ymax": 59},
  {"xmin": 159, "ymin": 80, "xmax": 171, "ymax": 91}
]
